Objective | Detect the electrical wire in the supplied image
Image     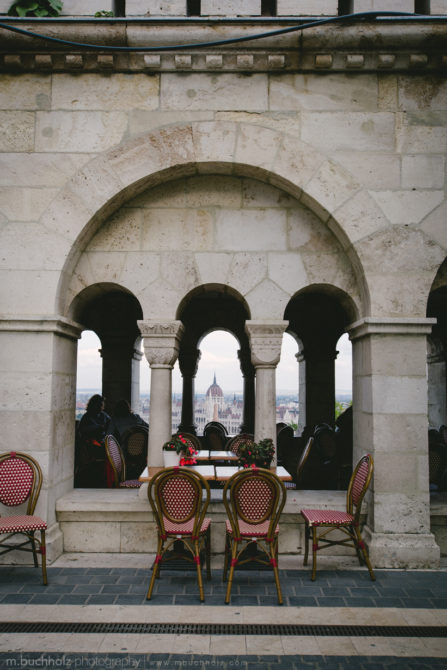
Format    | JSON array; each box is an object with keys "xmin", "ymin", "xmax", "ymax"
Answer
[{"xmin": 0, "ymin": 11, "xmax": 427, "ymax": 53}]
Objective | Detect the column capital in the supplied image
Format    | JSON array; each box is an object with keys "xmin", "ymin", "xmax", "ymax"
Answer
[
  {"xmin": 347, "ymin": 317, "xmax": 436, "ymax": 341},
  {"xmin": 0, "ymin": 315, "xmax": 83, "ymax": 340},
  {"xmin": 179, "ymin": 349, "xmax": 201, "ymax": 377},
  {"xmin": 245, "ymin": 320, "xmax": 288, "ymax": 368},
  {"xmin": 138, "ymin": 319, "xmax": 184, "ymax": 368}
]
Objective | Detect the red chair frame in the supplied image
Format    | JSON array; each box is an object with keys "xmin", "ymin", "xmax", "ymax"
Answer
[
  {"xmin": 222, "ymin": 467, "xmax": 286, "ymax": 604},
  {"xmin": 301, "ymin": 453, "xmax": 375, "ymax": 581},
  {"xmin": 147, "ymin": 467, "xmax": 211, "ymax": 602},
  {"xmin": 0, "ymin": 451, "xmax": 47, "ymax": 584}
]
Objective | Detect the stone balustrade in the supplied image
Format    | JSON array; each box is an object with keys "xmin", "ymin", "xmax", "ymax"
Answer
[{"xmin": 0, "ymin": 0, "xmax": 445, "ymax": 17}]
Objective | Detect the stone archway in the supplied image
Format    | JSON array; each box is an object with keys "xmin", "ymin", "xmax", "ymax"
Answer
[{"xmin": 35, "ymin": 121, "xmax": 372, "ymax": 319}]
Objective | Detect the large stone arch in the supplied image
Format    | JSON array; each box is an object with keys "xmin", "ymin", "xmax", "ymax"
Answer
[{"xmin": 36, "ymin": 121, "xmax": 378, "ymax": 319}]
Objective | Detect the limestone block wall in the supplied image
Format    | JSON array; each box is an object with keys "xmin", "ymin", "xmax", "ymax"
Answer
[{"xmin": 0, "ymin": 17, "xmax": 446, "ymax": 566}]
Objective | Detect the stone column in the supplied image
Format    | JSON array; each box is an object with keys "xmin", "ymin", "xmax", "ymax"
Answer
[
  {"xmin": 138, "ymin": 320, "xmax": 184, "ymax": 466},
  {"xmin": 100, "ymin": 335, "xmax": 138, "ymax": 415},
  {"xmin": 245, "ymin": 321, "xmax": 288, "ymax": 460},
  {"xmin": 301, "ymin": 343, "xmax": 338, "ymax": 429},
  {"xmin": 237, "ymin": 349, "xmax": 255, "ymax": 434},
  {"xmin": 427, "ymin": 336, "xmax": 447, "ymax": 429},
  {"xmin": 0, "ymin": 316, "xmax": 82, "ymax": 563},
  {"xmin": 296, "ymin": 344, "xmax": 306, "ymax": 434},
  {"xmin": 130, "ymin": 348, "xmax": 143, "ymax": 415},
  {"xmin": 178, "ymin": 349, "xmax": 201, "ymax": 434},
  {"xmin": 348, "ymin": 316, "xmax": 440, "ymax": 569}
]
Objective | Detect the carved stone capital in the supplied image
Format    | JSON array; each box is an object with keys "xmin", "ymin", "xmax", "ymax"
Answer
[
  {"xmin": 138, "ymin": 320, "xmax": 184, "ymax": 368},
  {"xmin": 245, "ymin": 320, "xmax": 288, "ymax": 368},
  {"xmin": 179, "ymin": 349, "xmax": 201, "ymax": 378}
]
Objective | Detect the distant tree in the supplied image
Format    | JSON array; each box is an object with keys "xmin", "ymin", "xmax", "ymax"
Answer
[{"xmin": 335, "ymin": 400, "xmax": 352, "ymax": 420}]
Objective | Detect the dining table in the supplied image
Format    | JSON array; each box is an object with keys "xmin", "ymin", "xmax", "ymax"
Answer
[{"xmin": 138, "ymin": 464, "xmax": 292, "ymax": 482}]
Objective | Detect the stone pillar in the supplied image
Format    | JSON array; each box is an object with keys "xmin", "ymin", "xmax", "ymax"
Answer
[
  {"xmin": 348, "ymin": 317, "xmax": 440, "ymax": 569},
  {"xmin": 245, "ymin": 321, "xmax": 288, "ymax": 460},
  {"xmin": 427, "ymin": 336, "xmax": 447, "ymax": 429},
  {"xmin": 138, "ymin": 320, "xmax": 184, "ymax": 466},
  {"xmin": 301, "ymin": 343, "xmax": 338, "ymax": 430},
  {"xmin": 238, "ymin": 349, "xmax": 255, "ymax": 434},
  {"xmin": 296, "ymin": 345, "xmax": 306, "ymax": 434},
  {"xmin": 100, "ymin": 335, "xmax": 139, "ymax": 414},
  {"xmin": 131, "ymin": 348, "xmax": 143, "ymax": 415},
  {"xmin": 178, "ymin": 349, "xmax": 201, "ymax": 434},
  {"xmin": 0, "ymin": 316, "xmax": 82, "ymax": 563}
]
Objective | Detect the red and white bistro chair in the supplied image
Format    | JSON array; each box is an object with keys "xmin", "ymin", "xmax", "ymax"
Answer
[
  {"xmin": 301, "ymin": 453, "xmax": 375, "ymax": 581},
  {"xmin": 223, "ymin": 467, "xmax": 287, "ymax": 605},
  {"xmin": 0, "ymin": 451, "xmax": 48, "ymax": 584},
  {"xmin": 147, "ymin": 467, "xmax": 211, "ymax": 602},
  {"xmin": 104, "ymin": 435, "xmax": 142, "ymax": 488}
]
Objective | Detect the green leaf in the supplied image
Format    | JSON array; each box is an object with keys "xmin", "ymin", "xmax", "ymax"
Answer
[{"xmin": 35, "ymin": 7, "xmax": 49, "ymax": 15}]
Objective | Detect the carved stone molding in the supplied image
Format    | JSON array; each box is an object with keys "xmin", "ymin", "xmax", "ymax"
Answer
[
  {"xmin": 245, "ymin": 320, "xmax": 288, "ymax": 368},
  {"xmin": 0, "ymin": 315, "xmax": 83, "ymax": 340},
  {"xmin": 0, "ymin": 20, "xmax": 445, "ymax": 74},
  {"xmin": 348, "ymin": 317, "xmax": 437, "ymax": 341},
  {"xmin": 138, "ymin": 319, "xmax": 184, "ymax": 368}
]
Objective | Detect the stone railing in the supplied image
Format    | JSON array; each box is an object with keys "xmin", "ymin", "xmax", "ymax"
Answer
[{"xmin": 0, "ymin": 0, "xmax": 445, "ymax": 17}]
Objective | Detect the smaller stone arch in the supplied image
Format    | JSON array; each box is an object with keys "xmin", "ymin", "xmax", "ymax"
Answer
[
  {"xmin": 175, "ymin": 284, "xmax": 253, "ymax": 435},
  {"xmin": 285, "ymin": 284, "xmax": 357, "ymax": 432},
  {"xmin": 70, "ymin": 282, "xmax": 143, "ymax": 416}
]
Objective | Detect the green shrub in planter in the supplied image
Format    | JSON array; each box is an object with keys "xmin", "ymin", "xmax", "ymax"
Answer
[{"xmin": 8, "ymin": 0, "xmax": 63, "ymax": 17}]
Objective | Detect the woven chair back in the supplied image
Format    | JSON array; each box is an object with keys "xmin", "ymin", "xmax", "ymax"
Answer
[
  {"xmin": 296, "ymin": 436, "xmax": 314, "ymax": 486},
  {"xmin": 0, "ymin": 451, "xmax": 42, "ymax": 514},
  {"xmin": 148, "ymin": 467, "xmax": 210, "ymax": 538},
  {"xmin": 126, "ymin": 431, "xmax": 147, "ymax": 457},
  {"xmin": 104, "ymin": 435, "xmax": 126, "ymax": 485},
  {"xmin": 173, "ymin": 432, "xmax": 201, "ymax": 453},
  {"xmin": 226, "ymin": 433, "xmax": 254, "ymax": 456},
  {"xmin": 347, "ymin": 454, "xmax": 374, "ymax": 519},
  {"xmin": 224, "ymin": 468, "xmax": 286, "ymax": 538}
]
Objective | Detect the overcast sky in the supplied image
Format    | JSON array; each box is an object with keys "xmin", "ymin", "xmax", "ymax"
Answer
[{"xmin": 77, "ymin": 329, "xmax": 352, "ymax": 394}]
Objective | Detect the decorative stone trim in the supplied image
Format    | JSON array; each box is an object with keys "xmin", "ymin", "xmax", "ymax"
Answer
[
  {"xmin": 245, "ymin": 320, "xmax": 288, "ymax": 368},
  {"xmin": 0, "ymin": 50, "xmax": 445, "ymax": 73},
  {"xmin": 347, "ymin": 316, "xmax": 437, "ymax": 341},
  {"xmin": 0, "ymin": 316, "xmax": 83, "ymax": 340},
  {"xmin": 138, "ymin": 319, "xmax": 184, "ymax": 368}
]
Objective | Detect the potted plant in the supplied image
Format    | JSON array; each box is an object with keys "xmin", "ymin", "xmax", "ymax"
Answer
[
  {"xmin": 8, "ymin": 0, "xmax": 63, "ymax": 16},
  {"xmin": 237, "ymin": 438, "xmax": 275, "ymax": 469},
  {"xmin": 162, "ymin": 433, "xmax": 198, "ymax": 467}
]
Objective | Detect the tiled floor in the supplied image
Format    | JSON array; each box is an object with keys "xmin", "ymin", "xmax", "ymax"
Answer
[{"xmin": 0, "ymin": 554, "xmax": 446, "ymax": 669}]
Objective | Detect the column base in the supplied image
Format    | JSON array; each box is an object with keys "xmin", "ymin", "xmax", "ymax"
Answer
[{"xmin": 363, "ymin": 525, "xmax": 440, "ymax": 569}]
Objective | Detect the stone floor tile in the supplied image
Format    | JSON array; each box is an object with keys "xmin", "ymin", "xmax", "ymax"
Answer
[
  {"xmin": 351, "ymin": 636, "xmax": 430, "ymax": 657},
  {"xmin": 133, "ymin": 633, "xmax": 179, "ymax": 653},
  {"xmin": 245, "ymin": 634, "xmax": 285, "ymax": 655},
  {"xmin": 280, "ymin": 635, "xmax": 321, "ymax": 654},
  {"xmin": 421, "ymin": 637, "xmax": 447, "ymax": 657},
  {"xmin": 171, "ymin": 633, "xmax": 211, "ymax": 654},
  {"xmin": 209, "ymin": 634, "xmax": 247, "ymax": 655},
  {"xmin": 316, "ymin": 635, "xmax": 358, "ymax": 656},
  {"xmin": 97, "ymin": 633, "xmax": 141, "ymax": 654}
]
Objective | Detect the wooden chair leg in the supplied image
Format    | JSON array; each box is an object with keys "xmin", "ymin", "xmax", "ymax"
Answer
[
  {"xmin": 303, "ymin": 522, "xmax": 310, "ymax": 566},
  {"xmin": 205, "ymin": 526, "xmax": 211, "ymax": 580},
  {"xmin": 147, "ymin": 537, "xmax": 163, "ymax": 600},
  {"xmin": 40, "ymin": 530, "xmax": 47, "ymax": 586},
  {"xmin": 225, "ymin": 540, "xmax": 238, "ymax": 604},
  {"xmin": 223, "ymin": 533, "xmax": 230, "ymax": 582},
  {"xmin": 270, "ymin": 539, "xmax": 283, "ymax": 605},
  {"xmin": 354, "ymin": 527, "xmax": 376, "ymax": 581},
  {"xmin": 30, "ymin": 531, "xmax": 39, "ymax": 568},
  {"xmin": 311, "ymin": 526, "xmax": 318, "ymax": 581},
  {"xmin": 194, "ymin": 540, "xmax": 205, "ymax": 602}
]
